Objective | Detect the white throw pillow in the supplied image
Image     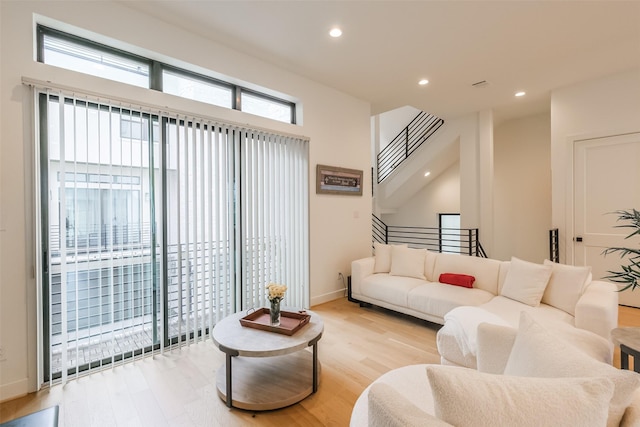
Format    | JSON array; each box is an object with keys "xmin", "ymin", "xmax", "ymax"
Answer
[
  {"xmin": 499, "ymin": 256, "xmax": 552, "ymax": 306},
  {"xmin": 373, "ymin": 242, "xmax": 407, "ymax": 273},
  {"xmin": 389, "ymin": 246, "xmax": 427, "ymax": 280},
  {"xmin": 426, "ymin": 365, "xmax": 613, "ymax": 427},
  {"xmin": 504, "ymin": 312, "xmax": 640, "ymax": 427},
  {"xmin": 541, "ymin": 259, "xmax": 591, "ymax": 315}
]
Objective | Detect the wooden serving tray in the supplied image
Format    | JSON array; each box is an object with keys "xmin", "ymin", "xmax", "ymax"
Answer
[{"xmin": 239, "ymin": 308, "xmax": 311, "ymax": 336}]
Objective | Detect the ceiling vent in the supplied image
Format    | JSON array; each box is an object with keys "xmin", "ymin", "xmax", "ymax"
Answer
[{"xmin": 471, "ymin": 80, "xmax": 490, "ymax": 88}]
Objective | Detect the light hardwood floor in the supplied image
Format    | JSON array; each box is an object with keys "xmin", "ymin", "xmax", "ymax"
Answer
[{"xmin": 1, "ymin": 298, "xmax": 639, "ymax": 426}]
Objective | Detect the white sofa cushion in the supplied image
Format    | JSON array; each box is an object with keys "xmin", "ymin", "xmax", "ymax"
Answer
[
  {"xmin": 426, "ymin": 365, "xmax": 614, "ymax": 427},
  {"xmin": 478, "ymin": 295, "xmax": 573, "ymax": 326},
  {"xmin": 368, "ymin": 383, "xmax": 451, "ymax": 427},
  {"xmin": 504, "ymin": 312, "xmax": 640, "ymax": 427},
  {"xmin": 373, "ymin": 242, "xmax": 407, "ymax": 273},
  {"xmin": 542, "ymin": 259, "xmax": 591, "ymax": 315},
  {"xmin": 476, "ymin": 318, "xmax": 612, "ymax": 375},
  {"xmin": 408, "ymin": 284, "xmax": 494, "ymax": 321},
  {"xmin": 360, "ymin": 274, "xmax": 425, "ymax": 307},
  {"xmin": 500, "ymin": 256, "xmax": 552, "ymax": 306},
  {"xmin": 390, "ymin": 246, "xmax": 427, "ymax": 280},
  {"xmin": 432, "ymin": 253, "xmax": 502, "ymax": 295}
]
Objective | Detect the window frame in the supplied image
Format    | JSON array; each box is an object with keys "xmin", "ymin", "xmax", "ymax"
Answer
[
  {"xmin": 36, "ymin": 25, "xmax": 152, "ymax": 83},
  {"xmin": 36, "ymin": 25, "xmax": 297, "ymax": 124}
]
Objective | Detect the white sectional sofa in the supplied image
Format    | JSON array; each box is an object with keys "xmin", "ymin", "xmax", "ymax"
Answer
[
  {"xmin": 350, "ymin": 242, "xmax": 619, "ymax": 368},
  {"xmin": 350, "ymin": 312, "xmax": 640, "ymax": 427}
]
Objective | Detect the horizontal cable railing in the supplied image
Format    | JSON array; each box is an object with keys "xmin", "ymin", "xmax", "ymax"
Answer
[
  {"xmin": 372, "ymin": 214, "xmax": 485, "ymax": 257},
  {"xmin": 377, "ymin": 111, "xmax": 444, "ymax": 183},
  {"xmin": 50, "ymin": 224, "xmax": 152, "ymax": 258}
]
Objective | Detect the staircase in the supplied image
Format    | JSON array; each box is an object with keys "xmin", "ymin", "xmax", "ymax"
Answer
[{"xmin": 376, "ymin": 111, "xmax": 444, "ymax": 183}]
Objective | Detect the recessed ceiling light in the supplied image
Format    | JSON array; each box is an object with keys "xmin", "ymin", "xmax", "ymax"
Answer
[
  {"xmin": 329, "ymin": 27, "xmax": 342, "ymax": 38},
  {"xmin": 515, "ymin": 91, "xmax": 526, "ymax": 97},
  {"xmin": 419, "ymin": 79, "xmax": 429, "ymax": 86},
  {"xmin": 424, "ymin": 171, "xmax": 431, "ymax": 177}
]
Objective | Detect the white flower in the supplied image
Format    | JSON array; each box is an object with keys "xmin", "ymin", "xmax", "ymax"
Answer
[{"xmin": 266, "ymin": 282, "xmax": 287, "ymax": 301}]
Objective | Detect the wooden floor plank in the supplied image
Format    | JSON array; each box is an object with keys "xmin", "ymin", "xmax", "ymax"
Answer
[{"xmin": 1, "ymin": 297, "xmax": 639, "ymax": 426}]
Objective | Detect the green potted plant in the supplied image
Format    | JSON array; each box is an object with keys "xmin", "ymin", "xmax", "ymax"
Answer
[{"xmin": 603, "ymin": 209, "xmax": 640, "ymax": 291}]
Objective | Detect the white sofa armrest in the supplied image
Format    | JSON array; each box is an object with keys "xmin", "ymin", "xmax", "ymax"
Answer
[
  {"xmin": 476, "ymin": 323, "xmax": 517, "ymax": 374},
  {"xmin": 368, "ymin": 383, "xmax": 452, "ymax": 427},
  {"xmin": 575, "ymin": 280, "xmax": 619, "ymax": 342},
  {"xmin": 351, "ymin": 257, "xmax": 375, "ymax": 296}
]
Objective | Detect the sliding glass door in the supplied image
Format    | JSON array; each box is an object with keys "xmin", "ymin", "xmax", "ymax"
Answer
[
  {"xmin": 39, "ymin": 93, "xmax": 160, "ymax": 382},
  {"xmin": 37, "ymin": 88, "xmax": 309, "ymax": 384}
]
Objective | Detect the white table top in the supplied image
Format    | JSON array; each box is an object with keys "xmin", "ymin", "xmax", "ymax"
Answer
[
  {"xmin": 612, "ymin": 327, "xmax": 640, "ymax": 352},
  {"xmin": 212, "ymin": 308, "xmax": 323, "ymax": 357}
]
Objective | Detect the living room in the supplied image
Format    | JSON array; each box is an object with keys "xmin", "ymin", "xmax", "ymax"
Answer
[{"xmin": 1, "ymin": 1, "xmax": 640, "ymax": 425}]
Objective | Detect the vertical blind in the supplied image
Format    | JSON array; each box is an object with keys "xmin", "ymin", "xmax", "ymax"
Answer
[
  {"xmin": 239, "ymin": 130, "xmax": 310, "ymax": 309},
  {"xmin": 35, "ymin": 85, "xmax": 309, "ymax": 385}
]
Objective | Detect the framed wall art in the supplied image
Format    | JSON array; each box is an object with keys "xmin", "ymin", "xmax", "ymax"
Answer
[{"xmin": 316, "ymin": 164, "xmax": 363, "ymax": 196}]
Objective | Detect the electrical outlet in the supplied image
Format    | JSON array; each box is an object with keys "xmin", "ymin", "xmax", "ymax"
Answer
[
  {"xmin": 338, "ymin": 272, "xmax": 344, "ymax": 281},
  {"xmin": 0, "ymin": 345, "xmax": 6, "ymax": 362}
]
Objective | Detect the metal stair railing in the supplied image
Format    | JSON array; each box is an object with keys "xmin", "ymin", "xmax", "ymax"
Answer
[
  {"xmin": 377, "ymin": 111, "xmax": 444, "ymax": 183},
  {"xmin": 372, "ymin": 214, "xmax": 485, "ymax": 257},
  {"xmin": 549, "ymin": 228, "xmax": 559, "ymax": 263}
]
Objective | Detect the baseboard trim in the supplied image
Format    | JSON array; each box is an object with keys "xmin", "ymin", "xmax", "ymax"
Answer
[
  {"xmin": 0, "ymin": 378, "xmax": 28, "ymax": 403},
  {"xmin": 310, "ymin": 288, "xmax": 346, "ymax": 307}
]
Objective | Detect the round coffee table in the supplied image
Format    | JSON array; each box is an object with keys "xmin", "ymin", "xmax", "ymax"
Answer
[{"xmin": 212, "ymin": 308, "xmax": 323, "ymax": 411}]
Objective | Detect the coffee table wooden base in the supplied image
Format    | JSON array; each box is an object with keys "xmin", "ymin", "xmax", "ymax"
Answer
[{"xmin": 215, "ymin": 350, "xmax": 321, "ymax": 411}]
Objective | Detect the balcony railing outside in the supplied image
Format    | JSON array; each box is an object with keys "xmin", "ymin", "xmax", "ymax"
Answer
[{"xmin": 48, "ymin": 224, "xmax": 272, "ymax": 377}]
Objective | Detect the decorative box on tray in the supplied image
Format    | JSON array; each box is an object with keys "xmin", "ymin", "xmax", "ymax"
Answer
[{"xmin": 240, "ymin": 308, "xmax": 311, "ymax": 336}]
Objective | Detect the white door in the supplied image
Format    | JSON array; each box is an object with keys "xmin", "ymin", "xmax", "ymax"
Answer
[{"xmin": 574, "ymin": 132, "xmax": 640, "ymax": 307}]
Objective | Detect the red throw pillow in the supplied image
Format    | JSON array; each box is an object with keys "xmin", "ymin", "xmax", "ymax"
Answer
[{"xmin": 439, "ymin": 273, "xmax": 475, "ymax": 288}]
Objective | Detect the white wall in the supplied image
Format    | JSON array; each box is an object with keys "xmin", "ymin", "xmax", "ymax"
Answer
[
  {"xmin": 0, "ymin": 1, "xmax": 371, "ymax": 400},
  {"xmin": 382, "ymin": 162, "xmax": 460, "ymax": 227},
  {"xmin": 493, "ymin": 113, "xmax": 551, "ymax": 262},
  {"xmin": 551, "ymin": 69, "xmax": 640, "ymax": 263}
]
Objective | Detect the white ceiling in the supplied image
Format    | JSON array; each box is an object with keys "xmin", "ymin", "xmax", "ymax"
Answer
[{"xmin": 122, "ymin": 1, "xmax": 640, "ymax": 122}]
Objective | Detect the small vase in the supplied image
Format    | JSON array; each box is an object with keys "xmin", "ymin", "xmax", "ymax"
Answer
[{"xmin": 270, "ymin": 298, "xmax": 281, "ymax": 326}]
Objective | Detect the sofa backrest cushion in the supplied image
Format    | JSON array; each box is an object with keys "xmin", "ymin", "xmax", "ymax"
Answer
[
  {"xmin": 497, "ymin": 261, "xmax": 510, "ymax": 294},
  {"xmin": 424, "ymin": 250, "xmax": 438, "ymax": 282},
  {"xmin": 390, "ymin": 246, "xmax": 427, "ymax": 280},
  {"xmin": 504, "ymin": 312, "xmax": 640, "ymax": 427},
  {"xmin": 373, "ymin": 242, "xmax": 408, "ymax": 273},
  {"xmin": 500, "ymin": 256, "xmax": 552, "ymax": 307},
  {"xmin": 541, "ymin": 259, "xmax": 591, "ymax": 316},
  {"xmin": 426, "ymin": 364, "xmax": 613, "ymax": 427},
  {"xmin": 433, "ymin": 253, "xmax": 501, "ymax": 295}
]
